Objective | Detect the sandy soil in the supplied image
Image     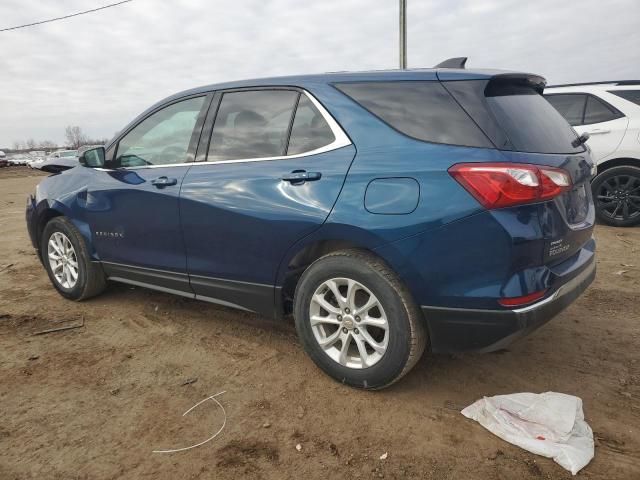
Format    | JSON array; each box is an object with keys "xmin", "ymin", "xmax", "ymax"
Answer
[{"xmin": 1, "ymin": 166, "xmax": 639, "ymax": 479}]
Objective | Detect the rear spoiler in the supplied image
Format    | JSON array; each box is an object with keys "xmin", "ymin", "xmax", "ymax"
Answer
[
  {"xmin": 434, "ymin": 59, "xmax": 546, "ymax": 93},
  {"xmin": 487, "ymin": 73, "xmax": 547, "ymax": 94}
]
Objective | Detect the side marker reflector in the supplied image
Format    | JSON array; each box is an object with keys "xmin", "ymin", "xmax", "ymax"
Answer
[{"xmin": 498, "ymin": 290, "xmax": 547, "ymax": 307}]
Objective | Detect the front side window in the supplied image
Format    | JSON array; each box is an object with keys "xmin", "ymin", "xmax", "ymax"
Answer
[
  {"xmin": 208, "ymin": 90, "xmax": 299, "ymax": 161},
  {"xmin": 583, "ymin": 95, "xmax": 623, "ymax": 124},
  {"xmin": 287, "ymin": 95, "xmax": 335, "ymax": 155},
  {"xmin": 545, "ymin": 94, "xmax": 587, "ymax": 126},
  {"xmin": 116, "ymin": 96, "xmax": 205, "ymax": 167}
]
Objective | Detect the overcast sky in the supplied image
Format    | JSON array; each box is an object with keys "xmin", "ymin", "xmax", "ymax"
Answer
[{"xmin": 1, "ymin": 0, "xmax": 639, "ymax": 147}]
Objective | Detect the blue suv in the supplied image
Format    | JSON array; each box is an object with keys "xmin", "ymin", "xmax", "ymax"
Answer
[{"xmin": 26, "ymin": 65, "xmax": 596, "ymax": 389}]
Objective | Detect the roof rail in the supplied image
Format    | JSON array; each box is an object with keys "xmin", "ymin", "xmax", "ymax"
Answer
[
  {"xmin": 547, "ymin": 80, "xmax": 640, "ymax": 88},
  {"xmin": 434, "ymin": 57, "xmax": 467, "ymax": 69}
]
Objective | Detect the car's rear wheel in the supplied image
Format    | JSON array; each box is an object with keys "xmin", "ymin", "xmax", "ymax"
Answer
[
  {"xmin": 41, "ymin": 217, "xmax": 107, "ymax": 300},
  {"xmin": 592, "ymin": 165, "xmax": 640, "ymax": 227},
  {"xmin": 294, "ymin": 249, "xmax": 427, "ymax": 389}
]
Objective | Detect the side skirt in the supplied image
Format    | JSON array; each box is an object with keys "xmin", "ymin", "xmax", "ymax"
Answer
[{"xmin": 100, "ymin": 261, "xmax": 278, "ymax": 318}]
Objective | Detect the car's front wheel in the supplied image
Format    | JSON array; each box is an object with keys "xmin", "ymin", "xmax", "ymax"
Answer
[
  {"xmin": 294, "ymin": 250, "xmax": 427, "ymax": 389},
  {"xmin": 41, "ymin": 217, "xmax": 107, "ymax": 300},
  {"xmin": 592, "ymin": 165, "xmax": 640, "ymax": 227}
]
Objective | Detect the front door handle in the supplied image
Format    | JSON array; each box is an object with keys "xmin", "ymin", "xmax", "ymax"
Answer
[
  {"xmin": 151, "ymin": 176, "xmax": 178, "ymax": 188},
  {"xmin": 281, "ymin": 170, "xmax": 322, "ymax": 185}
]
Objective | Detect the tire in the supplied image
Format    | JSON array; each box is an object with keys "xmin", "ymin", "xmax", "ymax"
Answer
[
  {"xmin": 293, "ymin": 249, "xmax": 427, "ymax": 389},
  {"xmin": 591, "ymin": 165, "xmax": 640, "ymax": 227},
  {"xmin": 41, "ymin": 217, "xmax": 107, "ymax": 300}
]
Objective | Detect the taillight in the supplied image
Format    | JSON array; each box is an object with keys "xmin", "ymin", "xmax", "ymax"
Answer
[{"xmin": 448, "ymin": 163, "xmax": 572, "ymax": 209}]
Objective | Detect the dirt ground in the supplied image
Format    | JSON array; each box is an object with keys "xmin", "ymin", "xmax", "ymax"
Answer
[{"xmin": 0, "ymin": 166, "xmax": 639, "ymax": 480}]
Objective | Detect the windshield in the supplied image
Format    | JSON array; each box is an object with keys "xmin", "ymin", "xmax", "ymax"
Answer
[{"xmin": 60, "ymin": 151, "xmax": 78, "ymax": 157}]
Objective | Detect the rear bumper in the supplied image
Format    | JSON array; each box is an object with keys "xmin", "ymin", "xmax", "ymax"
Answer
[{"xmin": 422, "ymin": 255, "xmax": 596, "ymax": 353}]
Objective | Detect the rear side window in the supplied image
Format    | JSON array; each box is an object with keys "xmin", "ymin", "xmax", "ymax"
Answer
[
  {"xmin": 545, "ymin": 94, "xmax": 586, "ymax": 126},
  {"xmin": 287, "ymin": 95, "xmax": 335, "ymax": 155},
  {"xmin": 334, "ymin": 81, "xmax": 492, "ymax": 148},
  {"xmin": 583, "ymin": 95, "xmax": 623, "ymax": 124},
  {"xmin": 208, "ymin": 90, "xmax": 298, "ymax": 161},
  {"xmin": 446, "ymin": 80, "xmax": 585, "ymax": 154},
  {"xmin": 610, "ymin": 90, "xmax": 640, "ymax": 106}
]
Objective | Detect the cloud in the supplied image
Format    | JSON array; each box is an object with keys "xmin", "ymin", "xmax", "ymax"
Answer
[{"xmin": 0, "ymin": 0, "xmax": 638, "ymax": 146}]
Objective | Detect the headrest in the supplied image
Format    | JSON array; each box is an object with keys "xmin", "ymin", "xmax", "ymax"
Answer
[{"xmin": 235, "ymin": 110, "xmax": 266, "ymax": 128}]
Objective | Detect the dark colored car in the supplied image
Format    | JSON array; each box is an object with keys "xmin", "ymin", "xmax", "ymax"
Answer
[{"xmin": 26, "ymin": 65, "xmax": 596, "ymax": 389}]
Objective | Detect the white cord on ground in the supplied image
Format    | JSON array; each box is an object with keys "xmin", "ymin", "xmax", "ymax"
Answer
[{"xmin": 152, "ymin": 391, "xmax": 227, "ymax": 454}]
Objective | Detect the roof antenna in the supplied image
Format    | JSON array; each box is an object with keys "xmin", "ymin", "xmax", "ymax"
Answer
[{"xmin": 434, "ymin": 57, "xmax": 468, "ymax": 69}]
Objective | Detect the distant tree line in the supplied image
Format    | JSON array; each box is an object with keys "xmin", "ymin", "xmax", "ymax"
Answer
[{"xmin": 8, "ymin": 126, "xmax": 109, "ymax": 152}]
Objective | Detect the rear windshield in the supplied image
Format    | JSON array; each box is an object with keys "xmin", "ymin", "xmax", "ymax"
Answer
[
  {"xmin": 334, "ymin": 81, "xmax": 492, "ymax": 148},
  {"xmin": 444, "ymin": 80, "xmax": 585, "ymax": 154}
]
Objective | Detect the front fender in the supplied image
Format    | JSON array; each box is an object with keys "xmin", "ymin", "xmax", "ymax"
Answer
[{"xmin": 30, "ymin": 171, "xmax": 100, "ymax": 261}]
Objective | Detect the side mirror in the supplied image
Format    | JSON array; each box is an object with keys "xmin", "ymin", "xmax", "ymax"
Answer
[{"xmin": 79, "ymin": 146, "xmax": 105, "ymax": 168}]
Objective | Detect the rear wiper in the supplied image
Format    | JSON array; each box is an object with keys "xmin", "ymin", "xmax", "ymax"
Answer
[{"xmin": 572, "ymin": 132, "xmax": 590, "ymax": 148}]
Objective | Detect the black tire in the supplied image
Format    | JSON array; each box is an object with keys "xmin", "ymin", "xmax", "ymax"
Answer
[
  {"xmin": 592, "ymin": 165, "xmax": 640, "ymax": 227},
  {"xmin": 41, "ymin": 217, "xmax": 107, "ymax": 300},
  {"xmin": 293, "ymin": 249, "xmax": 427, "ymax": 389}
]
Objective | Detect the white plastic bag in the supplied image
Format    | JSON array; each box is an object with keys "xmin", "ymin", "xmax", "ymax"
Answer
[{"xmin": 462, "ymin": 392, "xmax": 594, "ymax": 475}]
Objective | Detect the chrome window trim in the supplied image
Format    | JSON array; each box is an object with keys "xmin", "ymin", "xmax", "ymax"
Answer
[{"xmin": 116, "ymin": 89, "xmax": 351, "ymax": 170}]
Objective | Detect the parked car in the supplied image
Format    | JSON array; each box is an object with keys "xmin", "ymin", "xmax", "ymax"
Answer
[
  {"xmin": 38, "ymin": 150, "xmax": 80, "ymax": 173},
  {"xmin": 545, "ymin": 81, "xmax": 640, "ymax": 226},
  {"xmin": 47, "ymin": 149, "xmax": 78, "ymax": 160},
  {"xmin": 8, "ymin": 154, "xmax": 29, "ymax": 166},
  {"xmin": 28, "ymin": 158, "xmax": 46, "ymax": 169},
  {"xmin": 0, "ymin": 150, "xmax": 7, "ymax": 167},
  {"xmin": 26, "ymin": 62, "xmax": 596, "ymax": 389},
  {"xmin": 26, "ymin": 151, "xmax": 46, "ymax": 169}
]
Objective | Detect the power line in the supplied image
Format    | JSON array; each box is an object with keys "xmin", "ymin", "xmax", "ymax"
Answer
[{"xmin": 0, "ymin": 0, "xmax": 134, "ymax": 33}]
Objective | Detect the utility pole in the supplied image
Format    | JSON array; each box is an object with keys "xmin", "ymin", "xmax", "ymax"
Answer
[{"xmin": 399, "ymin": 0, "xmax": 407, "ymax": 69}]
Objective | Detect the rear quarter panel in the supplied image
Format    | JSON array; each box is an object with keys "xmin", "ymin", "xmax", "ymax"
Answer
[{"xmin": 290, "ymin": 82, "xmax": 595, "ymax": 310}]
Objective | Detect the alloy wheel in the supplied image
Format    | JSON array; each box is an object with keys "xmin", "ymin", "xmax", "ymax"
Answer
[
  {"xmin": 47, "ymin": 231, "xmax": 79, "ymax": 289},
  {"xmin": 309, "ymin": 277, "xmax": 389, "ymax": 369},
  {"xmin": 596, "ymin": 174, "xmax": 640, "ymax": 222}
]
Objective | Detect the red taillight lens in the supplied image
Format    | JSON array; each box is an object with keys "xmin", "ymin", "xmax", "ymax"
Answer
[
  {"xmin": 449, "ymin": 163, "xmax": 572, "ymax": 209},
  {"xmin": 498, "ymin": 290, "xmax": 547, "ymax": 307}
]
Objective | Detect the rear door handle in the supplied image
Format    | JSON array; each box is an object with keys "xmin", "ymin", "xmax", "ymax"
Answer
[
  {"xmin": 151, "ymin": 176, "xmax": 178, "ymax": 188},
  {"xmin": 281, "ymin": 170, "xmax": 322, "ymax": 184},
  {"xmin": 587, "ymin": 128, "xmax": 610, "ymax": 135}
]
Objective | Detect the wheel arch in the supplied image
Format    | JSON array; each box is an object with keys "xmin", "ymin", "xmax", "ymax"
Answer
[
  {"xmin": 278, "ymin": 238, "xmax": 379, "ymax": 317},
  {"xmin": 597, "ymin": 157, "xmax": 640, "ymax": 175},
  {"xmin": 35, "ymin": 208, "xmax": 65, "ymax": 258},
  {"xmin": 35, "ymin": 205, "xmax": 98, "ymax": 261}
]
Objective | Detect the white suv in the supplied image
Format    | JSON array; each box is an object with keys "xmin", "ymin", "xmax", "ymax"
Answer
[{"xmin": 545, "ymin": 82, "xmax": 640, "ymax": 226}]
